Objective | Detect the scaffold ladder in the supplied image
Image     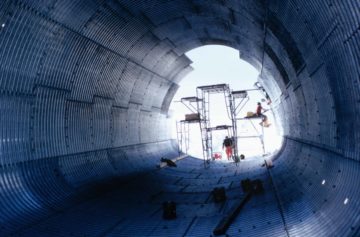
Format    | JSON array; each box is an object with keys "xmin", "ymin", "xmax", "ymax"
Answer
[{"xmin": 196, "ymin": 84, "xmax": 239, "ymax": 166}]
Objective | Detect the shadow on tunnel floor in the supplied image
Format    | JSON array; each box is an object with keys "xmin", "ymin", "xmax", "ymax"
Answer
[{"xmin": 12, "ymin": 156, "xmax": 290, "ymax": 237}]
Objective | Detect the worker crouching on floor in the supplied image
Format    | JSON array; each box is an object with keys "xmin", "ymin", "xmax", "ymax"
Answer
[{"xmin": 222, "ymin": 136, "xmax": 233, "ymax": 161}]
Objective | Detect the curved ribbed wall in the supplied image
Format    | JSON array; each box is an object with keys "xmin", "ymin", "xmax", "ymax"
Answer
[{"xmin": 0, "ymin": 0, "xmax": 359, "ymax": 236}]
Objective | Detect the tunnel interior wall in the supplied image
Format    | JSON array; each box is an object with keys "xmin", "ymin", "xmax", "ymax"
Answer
[
  {"xmin": 0, "ymin": 0, "xmax": 359, "ymax": 236},
  {"xmin": 0, "ymin": 0, "xmax": 185, "ymax": 234},
  {"xmin": 272, "ymin": 138, "xmax": 360, "ymax": 236}
]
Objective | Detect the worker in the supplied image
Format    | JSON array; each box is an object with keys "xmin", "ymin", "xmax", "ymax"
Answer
[
  {"xmin": 222, "ymin": 136, "xmax": 233, "ymax": 160},
  {"xmin": 256, "ymin": 102, "xmax": 270, "ymax": 127}
]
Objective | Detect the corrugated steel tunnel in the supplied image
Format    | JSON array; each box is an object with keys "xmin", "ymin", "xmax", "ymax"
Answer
[{"xmin": 0, "ymin": 0, "xmax": 359, "ymax": 236}]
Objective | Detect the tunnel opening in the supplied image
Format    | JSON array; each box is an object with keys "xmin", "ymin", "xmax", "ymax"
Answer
[{"xmin": 169, "ymin": 45, "xmax": 283, "ymax": 160}]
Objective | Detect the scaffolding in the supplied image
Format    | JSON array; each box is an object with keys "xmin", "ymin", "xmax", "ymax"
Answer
[
  {"xmin": 230, "ymin": 89, "xmax": 267, "ymax": 155},
  {"xmin": 175, "ymin": 83, "xmax": 268, "ymax": 167},
  {"xmin": 176, "ymin": 119, "xmax": 198, "ymax": 155},
  {"xmin": 196, "ymin": 84, "xmax": 238, "ymax": 166},
  {"xmin": 236, "ymin": 117, "xmax": 266, "ymax": 155},
  {"xmin": 232, "ymin": 90, "xmax": 250, "ymax": 115},
  {"xmin": 175, "ymin": 97, "xmax": 202, "ymax": 156}
]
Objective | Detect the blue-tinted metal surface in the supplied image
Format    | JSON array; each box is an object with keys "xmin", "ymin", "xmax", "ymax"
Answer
[
  {"xmin": 0, "ymin": 0, "xmax": 359, "ymax": 236},
  {"xmin": 11, "ymin": 157, "xmax": 287, "ymax": 237}
]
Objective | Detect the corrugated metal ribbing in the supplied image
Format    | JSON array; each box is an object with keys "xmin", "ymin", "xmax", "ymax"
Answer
[
  {"xmin": 126, "ymin": 105, "xmax": 141, "ymax": 145},
  {"xmin": 65, "ymin": 100, "xmax": 92, "ymax": 153},
  {"xmin": 171, "ymin": 32, "xmax": 203, "ymax": 55},
  {"xmin": 20, "ymin": 156, "xmax": 74, "ymax": 210},
  {"xmin": 114, "ymin": 61, "xmax": 137, "ymax": 108},
  {"xmin": 38, "ymin": 26, "xmax": 79, "ymax": 91},
  {"xmin": 290, "ymin": 0, "xmax": 336, "ymax": 49},
  {"xmin": 348, "ymin": 29, "xmax": 360, "ymax": 160},
  {"xmin": 172, "ymin": 66, "xmax": 193, "ymax": 84},
  {"xmin": 286, "ymin": 89, "xmax": 301, "ymax": 138},
  {"xmin": 167, "ymin": 54, "xmax": 193, "ymax": 79},
  {"xmin": 0, "ymin": 6, "xmax": 45, "ymax": 94},
  {"xmin": 92, "ymin": 97, "xmax": 112, "ymax": 150},
  {"xmin": 142, "ymin": 0, "xmax": 194, "ymax": 25},
  {"xmin": 0, "ymin": 165, "xmax": 50, "ymax": 234},
  {"xmin": 153, "ymin": 17, "xmax": 193, "ymax": 41},
  {"xmin": 129, "ymin": 68, "xmax": 152, "ymax": 106},
  {"xmin": 128, "ymin": 32, "xmax": 159, "ymax": 62},
  {"xmin": 143, "ymin": 77, "xmax": 168, "ymax": 110},
  {"xmin": 81, "ymin": 4, "xmax": 128, "ymax": 48},
  {"xmin": 335, "ymin": 0, "xmax": 360, "ymax": 37},
  {"xmin": 231, "ymin": 19, "xmax": 263, "ymax": 44},
  {"xmin": 153, "ymin": 51, "xmax": 180, "ymax": 77},
  {"xmin": 111, "ymin": 106, "xmax": 127, "ymax": 147},
  {"xmin": 272, "ymin": 139, "xmax": 360, "ymax": 236},
  {"xmin": 297, "ymin": 71, "xmax": 319, "ymax": 143},
  {"xmin": 60, "ymin": 151, "xmax": 114, "ymax": 188},
  {"xmin": 113, "ymin": 18, "xmax": 149, "ymax": 56},
  {"xmin": 94, "ymin": 53, "xmax": 126, "ymax": 99},
  {"xmin": 0, "ymin": 0, "xmax": 12, "ymax": 16},
  {"xmin": 0, "ymin": 94, "xmax": 33, "ymax": 165},
  {"xmin": 114, "ymin": 0, "xmax": 147, "ymax": 16},
  {"xmin": 309, "ymin": 66, "xmax": 336, "ymax": 146},
  {"xmin": 318, "ymin": 26, "xmax": 359, "ymax": 160},
  {"xmin": 141, "ymin": 79, "xmax": 157, "ymax": 111},
  {"xmin": 270, "ymin": 2, "xmax": 305, "ymax": 74},
  {"xmin": 259, "ymin": 48, "xmax": 288, "ymax": 94},
  {"xmin": 264, "ymin": 43, "xmax": 290, "ymax": 86},
  {"xmin": 138, "ymin": 112, "xmax": 152, "ymax": 144},
  {"xmin": 334, "ymin": 1, "xmax": 360, "ymax": 160},
  {"xmin": 272, "ymin": 1, "xmax": 337, "ymax": 149},
  {"xmin": 69, "ymin": 39, "xmax": 97, "ymax": 102},
  {"xmin": 141, "ymin": 40, "xmax": 174, "ymax": 69},
  {"xmin": 0, "ymin": 1, "xmax": 181, "ymax": 234},
  {"xmin": 47, "ymin": 0, "xmax": 102, "ymax": 30},
  {"xmin": 32, "ymin": 87, "xmax": 68, "ymax": 159},
  {"xmin": 161, "ymin": 83, "xmax": 179, "ymax": 113},
  {"xmin": 0, "ymin": 141, "xmax": 178, "ymax": 236}
]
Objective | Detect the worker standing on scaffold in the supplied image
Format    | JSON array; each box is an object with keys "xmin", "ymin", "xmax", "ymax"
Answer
[{"xmin": 222, "ymin": 136, "xmax": 233, "ymax": 161}]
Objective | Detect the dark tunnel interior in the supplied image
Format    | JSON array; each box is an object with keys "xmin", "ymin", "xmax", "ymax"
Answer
[{"xmin": 0, "ymin": 0, "xmax": 359, "ymax": 236}]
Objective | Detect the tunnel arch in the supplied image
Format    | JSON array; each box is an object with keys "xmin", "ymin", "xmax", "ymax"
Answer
[{"xmin": 0, "ymin": 0, "xmax": 359, "ymax": 236}]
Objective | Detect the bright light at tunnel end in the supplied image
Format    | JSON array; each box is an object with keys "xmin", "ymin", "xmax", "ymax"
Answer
[{"xmin": 170, "ymin": 45, "xmax": 283, "ymax": 159}]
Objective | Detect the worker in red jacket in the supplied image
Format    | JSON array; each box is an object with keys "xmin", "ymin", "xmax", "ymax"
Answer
[{"xmin": 222, "ymin": 136, "xmax": 233, "ymax": 160}]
